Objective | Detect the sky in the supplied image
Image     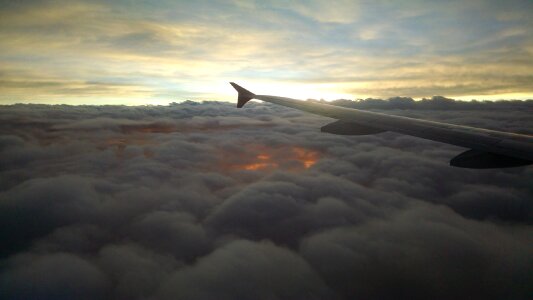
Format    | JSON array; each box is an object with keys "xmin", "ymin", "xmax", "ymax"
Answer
[
  {"xmin": 0, "ymin": 101, "xmax": 532, "ymax": 299},
  {"xmin": 1, "ymin": 0, "xmax": 533, "ymax": 105}
]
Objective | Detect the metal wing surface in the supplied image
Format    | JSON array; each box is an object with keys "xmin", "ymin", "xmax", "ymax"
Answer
[{"xmin": 230, "ymin": 82, "xmax": 533, "ymax": 168}]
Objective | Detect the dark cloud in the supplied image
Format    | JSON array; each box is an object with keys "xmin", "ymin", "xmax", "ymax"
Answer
[
  {"xmin": 300, "ymin": 204, "xmax": 533, "ymax": 300},
  {"xmin": 0, "ymin": 252, "xmax": 110, "ymax": 300},
  {"xmin": 0, "ymin": 101, "xmax": 531, "ymax": 299},
  {"xmin": 157, "ymin": 240, "xmax": 334, "ymax": 300}
]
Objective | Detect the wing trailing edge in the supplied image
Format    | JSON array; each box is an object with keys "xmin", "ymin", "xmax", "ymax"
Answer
[{"xmin": 450, "ymin": 149, "xmax": 532, "ymax": 168}]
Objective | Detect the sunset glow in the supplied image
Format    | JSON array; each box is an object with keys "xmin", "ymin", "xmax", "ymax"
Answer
[
  {"xmin": 235, "ymin": 146, "xmax": 320, "ymax": 172},
  {"xmin": 243, "ymin": 162, "xmax": 278, "ymax": 171},
  {"xmin": 292, "ymin": 147, "xmax": 320, "ymax": 169},
  {"xmin": 91, "ymin": 125, "xmax": 322, "ymax": 169},
  {"xmin": 1, "ymin": 1, "xmax": 532, "ymax": 105}
]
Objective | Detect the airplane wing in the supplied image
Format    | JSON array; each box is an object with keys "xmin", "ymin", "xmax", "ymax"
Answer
[{"xmin": 230, "ymin": 82, "xmax": 533, "ymax": 168}]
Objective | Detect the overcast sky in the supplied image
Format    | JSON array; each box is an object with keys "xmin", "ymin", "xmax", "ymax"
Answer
[{"xmin": 1, "ymin": 0, "xmax": 532, "ymax": 104}]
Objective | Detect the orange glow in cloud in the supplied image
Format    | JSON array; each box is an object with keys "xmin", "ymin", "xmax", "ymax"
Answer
[
  {"xmin": 231, "ymin": 146, "xmax": 320, "ymax": 172},
  {"xmin": 240, "ymin": 153, "xmax": 280, "ymax": 171},
  {"xmin": 94, "ymin": 124, "xmax": 321, "ymax": 169},
  {"xmin": 292, "ymin": 147, "xmax": 319, "ymax": 168},
  {"xmin": 243, "ymin": 162, "xmax": 278, "ymax": 171}
]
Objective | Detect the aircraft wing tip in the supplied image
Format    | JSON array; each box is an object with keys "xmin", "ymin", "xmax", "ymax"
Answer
[{"xmin": 229, "ymin": 82, "xmax": 255, "ymax": 108}]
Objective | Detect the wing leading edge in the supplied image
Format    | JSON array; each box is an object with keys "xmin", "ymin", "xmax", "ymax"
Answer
[{"xmin": 230, "ymin": 82, "xmax": 533, "ymax": 168}]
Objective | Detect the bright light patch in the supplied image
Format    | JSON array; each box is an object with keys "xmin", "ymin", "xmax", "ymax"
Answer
[
  {"xmin": 230, "ymin": 146, "xmax": 321, "ymax": 171},
  {"xmin": 292, "ymin": 147, "xmax": 319, "ymax": 168}
]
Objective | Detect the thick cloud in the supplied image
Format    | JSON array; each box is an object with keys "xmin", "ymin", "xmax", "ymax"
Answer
[
  {"xmin": 157, "ymin": 240, "xmax": 334, "ymax": 300},
  {"xmin": 0, "ymin": 252, "xmax": 110, "ymax": 300},
  {"xmin": 0, "ymin": 100, "xmax": 532, "ymax": 299},
  {"xmin": 300, "ymin": 205, "xmax": 533, "ymax": 300}
]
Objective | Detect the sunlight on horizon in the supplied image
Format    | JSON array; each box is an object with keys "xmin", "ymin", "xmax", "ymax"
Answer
[{"xmin": 1, "ymin": 1, "xmax": 532, "ymax": 105}]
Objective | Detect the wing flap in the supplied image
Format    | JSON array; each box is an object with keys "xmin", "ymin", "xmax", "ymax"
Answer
[{"xmin": 450, "ymin": 149, "xmax": 532, "ymax": 169}]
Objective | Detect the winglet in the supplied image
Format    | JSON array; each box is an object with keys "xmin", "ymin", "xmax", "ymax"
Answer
[{"xmin": 230, "ymin": 82, "xmax": 255, "ymax": 108}]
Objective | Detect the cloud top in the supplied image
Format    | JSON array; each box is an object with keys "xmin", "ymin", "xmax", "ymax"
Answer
[{"xmin": 0, "ymin": 101, "xmax": 532, "ymax": 299}]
